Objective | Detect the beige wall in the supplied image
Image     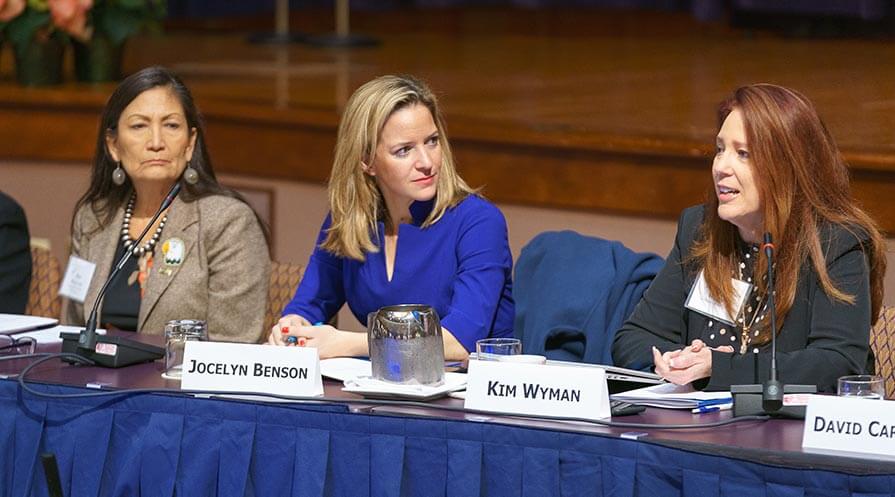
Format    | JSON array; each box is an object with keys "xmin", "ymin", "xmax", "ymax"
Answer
[{"xmin": 3, "ymin": 160, "xmax": 894, "ymax": 331}]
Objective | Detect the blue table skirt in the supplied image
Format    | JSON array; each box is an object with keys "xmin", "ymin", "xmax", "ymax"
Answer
[{"xmin": 1, "ymin": 381, "xmax": 892, "ymax": 497}]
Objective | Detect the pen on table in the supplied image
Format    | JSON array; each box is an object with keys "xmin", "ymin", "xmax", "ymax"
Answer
[
  {"xmin": 691, "ymin": 403, "xmax": 733, "ymax": 414},
  {"xmin": 282, "ymin": 326, "xmax": 304, "ymax": 346},
  {"xmin": 694, "ymin": 397, "xmax": 734, "ymax": 409},
  {"xmin": 282, "ymin": 323, "xmax": 324, "ymax": 346}
]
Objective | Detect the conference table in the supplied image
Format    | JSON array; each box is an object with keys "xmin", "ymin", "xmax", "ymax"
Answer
[{"xmin": 1, "ymin": 334, "xmax": 892, "ymax": 497}]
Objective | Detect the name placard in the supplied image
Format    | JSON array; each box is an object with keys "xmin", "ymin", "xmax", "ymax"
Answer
[
  {"xmin": 181, "ymin": 342, "xmax": 323, "ymax": 397},
  {"xmin": 802, "ymin": 395, "xmax": 895, "ymax": 459},
  {"xmin": 464, "ymin": 359, "xmax": 610, "ymax": 420}
]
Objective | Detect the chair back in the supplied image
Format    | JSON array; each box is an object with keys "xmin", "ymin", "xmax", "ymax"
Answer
[
  {"xmin": 25, "ymin": 244, "xmax": 61, "ymax": 319},
  {"xmin": 264, "ymin": 261, "xmax": 305, "ymax": 342},
  {"xmin": 870, "ymin": 305, "xmax": 895, "ymax": 399}
]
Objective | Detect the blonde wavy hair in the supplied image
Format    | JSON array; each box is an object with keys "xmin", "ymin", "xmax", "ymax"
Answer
[{"xmin": 321, "ymin": 75, "xmax": 475, "ymax": 261}]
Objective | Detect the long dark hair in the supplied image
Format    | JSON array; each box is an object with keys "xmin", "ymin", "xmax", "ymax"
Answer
[{"xmin": 74, "ymin": 65, "xmax": 269, "ymax": 244}]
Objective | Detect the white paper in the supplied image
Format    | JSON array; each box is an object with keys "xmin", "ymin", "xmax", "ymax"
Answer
[
  {"xmin": 320, "ymin": 357, "xmax": 373, "ymax": 381},
  {"xmin": 58, "ymin": 256, "xmax": 96, "ymax": 303},
  {"xmin": 342, "ymin": 372, "xmax": 467, "ymax": 399},
  {"xmin": 0, "ymin": 314, "xmax": 58, "ymax": 334},
  {"xmin": 543, "ymin": 359, "xmax": 664, "ymax": 384},
  {"xmin": 610, "ymin": 383, "xmax": 732, "ymax": 409},
  {"xmin": 685, "ymin": 270, "xmax": 751, "ymax": 325},
  {"xmin": 13, "ymin": 325, "xmax": 105, "ymax": 344}
]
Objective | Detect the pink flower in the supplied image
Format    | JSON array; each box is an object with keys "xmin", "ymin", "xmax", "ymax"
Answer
[
  {"xmin": 48, "ymin": 0, "xmax": 93, "ymax": 41},
  {"xmin": 0, "ymin": 0, "xmax": 26, "ymax": 22}
]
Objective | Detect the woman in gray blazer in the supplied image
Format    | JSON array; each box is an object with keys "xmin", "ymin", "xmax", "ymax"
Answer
[{"xmin": 61, "ymin": 66, "xmax": 270, "ymax": 343}]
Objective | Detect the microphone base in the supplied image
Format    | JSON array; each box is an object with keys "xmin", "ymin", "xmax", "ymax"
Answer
[
  {"xmin": 730, "ymin": 383, "xmax": 817, "ymax": 419},
  {"xmin": 60, "ymin": 332, "xmax": 164, "ymax": 368}
]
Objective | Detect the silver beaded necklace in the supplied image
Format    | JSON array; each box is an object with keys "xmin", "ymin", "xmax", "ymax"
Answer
[{"xmin": 121, "ymin": 194, "xmax": 167, "ymax": 257}]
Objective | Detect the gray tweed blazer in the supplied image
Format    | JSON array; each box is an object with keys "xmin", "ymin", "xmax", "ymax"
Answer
[{"xmin": 61, "ymin": 194, "xmax": 270, "ymax": 343}]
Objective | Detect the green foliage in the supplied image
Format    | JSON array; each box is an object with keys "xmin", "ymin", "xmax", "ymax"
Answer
[
  {"xmin": 6, "ymin": 8, "xmax": 50, "ymax": 47},
  {"xmin": 26, "ymin": 0, "xmax": 49, "ymax": 11},
  {"xmin": 2, "ymin": 0, "xmax": 165, "ymax": 47},
  {"xmin": 92, "ymin": 0, "xmax": 166, "ymax": 45}
]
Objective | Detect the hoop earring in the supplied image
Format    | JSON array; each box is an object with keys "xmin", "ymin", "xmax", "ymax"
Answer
[
  {"xmin": 183, "ymin": 161, "xmax": 199, "ymax": 185},
  {"xmin": 112, "ymin": 162, "xmax": 126, "ymax": 186}
]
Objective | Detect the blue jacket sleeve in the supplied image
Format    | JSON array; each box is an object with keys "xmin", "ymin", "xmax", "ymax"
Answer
[
  {"xmin": 281, "ymin": 215, "xmax": 346, "ymax": 324},
  {"xmin": 440, "ymin": 201, "xmax": 513, "ymax": 352}
]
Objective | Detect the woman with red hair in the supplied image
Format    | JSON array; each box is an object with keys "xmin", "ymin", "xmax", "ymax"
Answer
[{"xmin": 612, "ymin": 84, "xmax": 886, "ymax": 393}]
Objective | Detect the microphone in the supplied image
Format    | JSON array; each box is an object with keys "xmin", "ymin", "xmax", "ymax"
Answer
[
  {"xmin": 730, "ymin": 232, "xmax": 816, "ymax": 418},
  {"xmin": 60, "ymin": 183, "xmax": 181, "ymax": 367},
  {"xmin": 760, "ymin": 233, "xmax": 782, "ymax": 412}
]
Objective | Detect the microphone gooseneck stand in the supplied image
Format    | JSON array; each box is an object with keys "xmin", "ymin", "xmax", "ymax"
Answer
[
  {"xmin": 59, "ymin": 184, "xmax": 182, "ymax": 368},
  {"xmin": 731, "ymin": 233, "xmax": 816, "ymax": 418}
]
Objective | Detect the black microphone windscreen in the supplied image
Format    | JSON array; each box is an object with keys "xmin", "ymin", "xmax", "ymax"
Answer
[{"xmin": 161, "ymin": 182, "xmax": 182, "ymax": 209}]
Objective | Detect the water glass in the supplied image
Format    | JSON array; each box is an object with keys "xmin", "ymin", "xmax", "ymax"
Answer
[
  {"xmin": 498, "ymin": 354, "xmax": 546, "ymax": 365},
  {"xmin": 475, "ymin": 338, "xmax": 522, "ymax": 361},
  {"xmin": 837, "ymin": 375, "xmax": 885, "ymax": 399},
  {"xmin": 164, "ymin": 319, "xmax": 208, "ymax": 379}
]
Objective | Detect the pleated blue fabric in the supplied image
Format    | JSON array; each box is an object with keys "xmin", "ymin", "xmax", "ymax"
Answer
[{"xmin": 2, "ymin": 380, "xmax": 893, "ymax": 497}]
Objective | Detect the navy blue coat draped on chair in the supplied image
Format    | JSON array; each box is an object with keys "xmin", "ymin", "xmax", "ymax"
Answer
[{"xmin": 513, "ymin": 231, "xmax": 664, "ymax": 364}]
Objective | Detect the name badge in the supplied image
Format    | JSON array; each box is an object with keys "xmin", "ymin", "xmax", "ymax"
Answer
[
  {"xmin": 58, "ymin": 255, "xmax": 96, "ymax": 303},
  {"xmin": 181, "ymin": 341, "xmax": 323, "ymax": 397},
  {"xmin": 684, "ymin": 270, "xmax": 752, "ymax": 325},
  {"xmin": 465, "ymin": 360, "xmax": 610, "ymax": 420},
  {"xmin": 802, "ymin": 395, "xmax": 895, "ymax": 459}
]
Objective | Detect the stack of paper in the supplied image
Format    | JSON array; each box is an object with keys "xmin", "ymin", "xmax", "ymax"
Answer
[
  {"xmin": 11, "ymin": 325, "xmax": 105, "ymax": 344},
  {"xmin": 542, "ymin": 358, "xmax": 664, "ymax": 385},
  {"xmin": 610, "ymin": 383, "xmax": 732, "ymax": 409},
  {"xmin": 319, "ymin": 357, "xmax": 373, "ymax": 381},
  {"xmin": 320, "ymin": 358, "xmax": 468, "ymax": 400},
  {"xmin": 342, "ymin": 372, "xmax": 467, "ymax": 400},
  {"xmin": 0, "ymin": 314, "xmax": 58, "ymax": 334}
]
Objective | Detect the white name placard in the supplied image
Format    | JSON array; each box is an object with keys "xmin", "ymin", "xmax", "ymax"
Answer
[
  {"xmin": 181, "ymin": 342, "xmax": 323, "ymax": 397},
  {"xmin": 802, "ymin": 395, "xmax": 895, "ymax": 459},
  {"xmin": 464, "ymin": 359, "xmax": 610, "ymax": 420},
  {"xmin": 58, "ymin": 255, "xmax": 96, "ymax": 303}
]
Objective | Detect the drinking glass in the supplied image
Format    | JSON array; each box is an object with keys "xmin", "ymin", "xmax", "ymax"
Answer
[
  {"xmin": 837, "ymin": 375, "xmax": 885, "ymax": 399},
  {"xmin": 475, "ymin": 338, "xmax": 522, "ymax": 361},
  {"xmin": 164, "ymin": 319, "xmax": 208, "ymax": 379}
]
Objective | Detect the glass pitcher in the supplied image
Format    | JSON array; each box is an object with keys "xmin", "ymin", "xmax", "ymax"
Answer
[{"xmin": 367, "ymin": 304, "xmax": 445, "ymax": 386}]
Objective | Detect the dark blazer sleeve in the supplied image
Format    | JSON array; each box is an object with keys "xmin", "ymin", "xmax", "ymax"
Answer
[
  {"xmin": 0, "ymin": 193, "xmax": 31, "ymax": 314},
  {"xmin": 706, "ymin": 226, "xmax": 873, "ymax": 392},
  {"xmin": 612, "ymin": 206, "xmax": 702, "ymax": 371}
]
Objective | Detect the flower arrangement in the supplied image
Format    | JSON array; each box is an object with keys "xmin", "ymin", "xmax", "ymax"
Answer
[
  {"xmin": 88, "ymin": 0, "xmax": 166, "ymax": 45},
  {"xmin": 0, "ymin": 0, "xmax": 165, "ymax": 84},
  {"xmin": 2, "ymin": 0, "xmax": 92, "ymax": 46},
  {"xmin": 2, "ymin": 0, "xmax": 164, "ymax": 46}
]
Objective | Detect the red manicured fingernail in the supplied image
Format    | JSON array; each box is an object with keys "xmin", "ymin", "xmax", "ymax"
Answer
[
  {"xmin": 297, "ymin": 337, "xmax": 307, "ymax": 347},
  {"xmin": 281, "ymin": 326, "xmax": 289, "ymax": 334}
]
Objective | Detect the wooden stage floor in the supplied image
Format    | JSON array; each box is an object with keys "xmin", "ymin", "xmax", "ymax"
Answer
[{"xmin": 2, "ymin": 8, "xmax": 894, "ymax": 229}]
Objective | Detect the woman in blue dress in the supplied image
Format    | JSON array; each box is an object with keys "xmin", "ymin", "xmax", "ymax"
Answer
[{"xmin": 269, "ymin": 75, "xmax": 514, "ymax": 360}]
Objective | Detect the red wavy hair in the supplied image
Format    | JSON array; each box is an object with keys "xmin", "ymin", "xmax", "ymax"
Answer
[{"xmin": 690, "ymin": 84, "xmax": 886, "ymax": 345}]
